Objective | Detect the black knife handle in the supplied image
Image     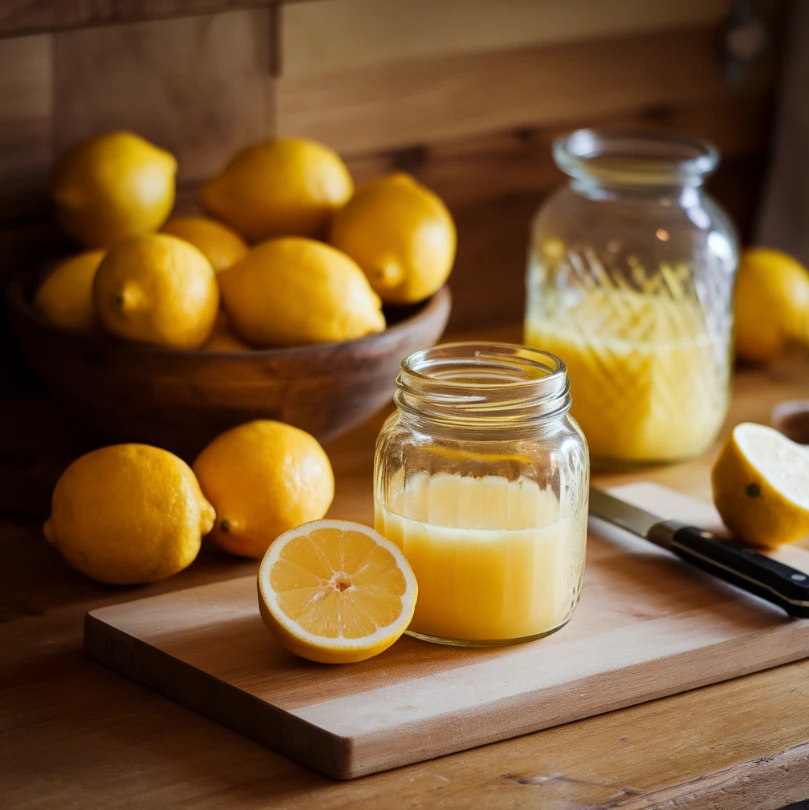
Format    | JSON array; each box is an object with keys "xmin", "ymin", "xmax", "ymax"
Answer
[{"xmin": 649, "ymin": 521, "xmax": 809, "ymax": 618}]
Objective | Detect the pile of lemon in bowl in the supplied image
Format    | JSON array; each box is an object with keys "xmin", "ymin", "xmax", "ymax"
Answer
[{"xmin": 36, "ymin": 131, "xmax": 456, "ymax": 351}]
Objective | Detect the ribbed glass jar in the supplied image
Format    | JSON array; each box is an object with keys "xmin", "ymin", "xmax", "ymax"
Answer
[
  {"xmin": 525, "ymin": 129, "xmax": 739, "ymax": 467},
  {"xmin": 374, "ymin": 342, "xmax": 589, "ymax": 647}
]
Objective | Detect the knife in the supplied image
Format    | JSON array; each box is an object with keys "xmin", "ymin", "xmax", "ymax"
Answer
[{"xmin": 589, "ymin": 488, "xmax": 809, "ymax": 618}]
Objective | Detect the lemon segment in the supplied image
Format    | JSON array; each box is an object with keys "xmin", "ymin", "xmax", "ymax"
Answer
[
  {"xmin": 161, "ymin": 216, "xmax": 248, "ymax": 273},
  {"xmin": 34, "ymin": 250, "xmax": 105, "ymax": 334},
  {"xmin": 218, "ymin": 237, "xmax": 385, "ymax": 347},
  {"xmin": 51, "ymin": 131, "xmax": 176, "ymax": 248},
  {"xmin": 93, "ymin": 233, "xmax": 219, "ymax": 349},
  {"xmin": 712, "ymin": 422, "xmax": 809, "ymax": 547},
  {"xmin": 200, "ymin": 138, "xmax": 353, "ymax": 242},
  {"xmin": 193, "ymin": 420, "xmax": 334, "ymax": 559},
  {"xmin": 257, "ymin": 519, "xmax": 418, "ymax": 663},
  {"xmin": 44, "ymin": 444, "xmax": 215, "ymax": 584},
  {"xmin": 329, "ymin": 173, "xmax": 456, "ymax": 304}
]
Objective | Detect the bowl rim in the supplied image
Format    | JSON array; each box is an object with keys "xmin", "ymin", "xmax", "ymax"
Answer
[{"xmin": 6, "ymin": 264, "xmax": 452, "ymax": 360}]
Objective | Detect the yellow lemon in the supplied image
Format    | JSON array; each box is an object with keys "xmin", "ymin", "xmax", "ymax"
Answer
[
  {"xmin": 193, "ymin": 420, "xmax": 334, "ymax": 559},
  {"xmin": 93, "ymin": 233, "xmax": 219, "ymax": 349},
  {"xmin": 735, "ymin": 248, "xmax": 809, "ymax": 364},
  {"xmin": 201, "ymin": 311, "xmax": 250, "ymax": 352},
  {"xmin": 329, "ymin": 173, "xmax": 456, "ymax": 304},
  {"xmin": 43, "ymin": 444, "xmax": 215, "ymax": 584},
  {"xmin": 712, "ymin": 422, "xmax": 809, "ymax": 547},
  {"xmin": 219, "ymin": 237, "xmax": 385, "ymax": 347},
  {"xmin": 161, "ymin": 215, "xmax": 248, "ymax": 273},
  {"xmin": 258, "ymin": 519, "xmax": 418, "ymax": 663},
  {"xmin": 200, "ymin": 138, "xmax": 353, "ymax": 242},
  {"xmin": 51, "ymin": 131, "xmax": 176, "ymax": 248},
  {"xmin": 34, "ymin": 250, "xmax": 105, "ymax": 334}
]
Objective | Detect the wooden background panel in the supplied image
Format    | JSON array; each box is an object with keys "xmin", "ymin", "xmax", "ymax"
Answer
[
  {"xmin": 0, "ymin": 34, "xmax": 52, "ymax": 220},
  {"xmin": 277, "ymin": 26, "xmax": 767, "ymax": 155},
  {"xmin": 0, "ymin": 0, "xmax": 284, "ymax": 38},
  {"xmin": 53, "ymin": 9, "xmax": 273, "ymax": 183},
  {"xmin": 281, "ymin": 0, "xmax": 733, "ymax": 77}
]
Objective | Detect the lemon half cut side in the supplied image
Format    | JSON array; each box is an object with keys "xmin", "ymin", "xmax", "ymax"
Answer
[{"xmin": 257, "ymin": 519, "xmax": 418, "ymax": 664}]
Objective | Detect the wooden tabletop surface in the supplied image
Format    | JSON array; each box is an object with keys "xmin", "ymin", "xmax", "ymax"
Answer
[{"xmin": 3, "ymin": 324, "xmax": 809, "ymax": 810}]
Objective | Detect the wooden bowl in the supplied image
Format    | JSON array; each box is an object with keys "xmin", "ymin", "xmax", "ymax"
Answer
[{"xmin": 6, "ymin": 268, "xmax": 451, "ymax": 459}]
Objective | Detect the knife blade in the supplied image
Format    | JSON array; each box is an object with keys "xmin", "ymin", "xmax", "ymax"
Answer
[{"xmin": 589, "ymin": 488, "xmax": 809, "ymax": 618}]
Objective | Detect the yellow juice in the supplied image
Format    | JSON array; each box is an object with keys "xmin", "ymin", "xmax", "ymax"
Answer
[
  {"xmin": 525, "ymin": 289, "xmax": 728, "ymax": 464},
  {"xmin": 374, "ymin": 472, "xmax": 584, "ymax": 643}
]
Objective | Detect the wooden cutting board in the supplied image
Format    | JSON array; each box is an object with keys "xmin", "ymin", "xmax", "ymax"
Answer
[{"xmin": 84, "ymin": 483, "xmax": 809, "ymax": 779}]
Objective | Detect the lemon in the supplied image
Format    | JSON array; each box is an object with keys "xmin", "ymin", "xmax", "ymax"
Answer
[
  {"xmin": 201, "ymin": 311, "xmax": 250, "ymax": 352},
  {"xmin": 93, "ymin": 233, "xmax": 219, "ymax": 349},
  {"xmin": 51, "ymin": 131, "xmax": 176, "ymax": 248},
  {"xmin": 161, "ymin": 216, "xmax": 248, "ymax": 273},
  {"xmin": 43, "ymin": 444, "xmax": 215, "ymax": 584},
  {"xmin": 712, "ymin": 422, "xmax": 809, "ymax": 547},
  {"xmin": 329, "ymin": 173, "xmax": 456, "ymax": 304},
  {"xmin": 200, "ymin": 138, "xmax": 353, "ymax": 242},
  {"xmin": 218, "ymin": 237, "xmax": 385, "ymax": 347},
  {"xmin": 193, "ymin": 420, "xmax": 334, "ymax": 559},
  {"xmin": 258, "ymin": 519, "xmax": 418, "ymax": 663},
  {"xmin": 34, "ymin": 250, "xmax": 105, "ymax": 334},
  {"xmin": 735, "ymin": 248, "xmax": 809, "ymax": 364}
]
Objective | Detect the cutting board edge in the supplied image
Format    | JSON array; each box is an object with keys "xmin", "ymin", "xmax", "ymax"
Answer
[
  {"xmin": 83, "ymin": 612, "xmax": 356, "ymax": 780},
  {"xmin": 339, "ymin": 621, "xmax": 809, "ymax": 776}
]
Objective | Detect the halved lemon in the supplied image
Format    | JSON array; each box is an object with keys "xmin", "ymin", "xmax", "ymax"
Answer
[
  {"xmin": 712, "ymin": 422, "xmax": 809, "ymax": 547},
  {"xmin": 257, "ymin": 519, "xmax": 418, "ymax": 663}
]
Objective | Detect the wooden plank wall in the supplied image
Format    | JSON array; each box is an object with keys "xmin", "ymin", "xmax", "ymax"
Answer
[{"xmin": 0, "ymin": 0, "xmax": 781, "ymax": 331}]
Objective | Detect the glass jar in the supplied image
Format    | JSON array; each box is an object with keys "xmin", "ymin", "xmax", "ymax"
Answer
[
  {"xmin": 374, "ymin": 342, "xmax": 589, "ymax": 647},
  {"xmin": 525, "ymin": 129, "xmax": 739, "ymax": 468}
]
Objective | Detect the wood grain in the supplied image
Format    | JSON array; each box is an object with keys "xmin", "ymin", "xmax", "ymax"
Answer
[
  {"xmin": 84, "ymin": 483, "xmax": 809, "ymax": 778},
  {"xmin": 277, "ymin": 26, "xmax": 770, "ymax": 155},
  {"xmin": 0, "ymin": 0, "xmax": 290, "ymax": 38},
  {"xmin": 53, "ymin": 9, "xmax": 273, "ymax": 183},
  {"xmin": 0, "ymin": 33, "xmax": 52, "ymax": 220},
  {"xmin": 281, "ymin": 0, "xmax": 733, "ymax": 78},
  {"xmin": 4, "ymin": 328, "xmax": 809, "ymax": 806}
]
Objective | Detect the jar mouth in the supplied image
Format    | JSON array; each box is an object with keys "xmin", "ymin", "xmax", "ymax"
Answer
[
  {"xmin": 554, "ymin": 128, "xmax": 719, "ymax": 188},
  {"xmin": 396, "ymin": 342, "xmax": 571, "ymax": 428}
]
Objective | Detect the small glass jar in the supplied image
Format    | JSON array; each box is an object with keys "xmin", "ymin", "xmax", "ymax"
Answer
[
  {"xmin": 374, "ymin": 342, "xmax": 589, "ymax": 647},
  {"xmin": 525, "ymin": 129, "xmax": 739, "ymax": 468}
]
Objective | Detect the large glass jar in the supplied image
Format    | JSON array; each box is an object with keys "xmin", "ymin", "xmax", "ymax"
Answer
[
  {"xmin": 374, "ymin": 342, "xmax": 589, "ymax": 647},
  {"xmin": 525, "ymin": 129, "xmax": 739, "ymax": 467}
]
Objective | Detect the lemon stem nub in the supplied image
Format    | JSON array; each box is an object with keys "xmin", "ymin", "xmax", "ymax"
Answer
[
  {"xmin": 114, "ymin": 294, "xmax": 125, "ymax": 308},
  {"xmin": 220, "ymin": 519, "xmax": 231, "ymax": 533},
  {"xmin": 747, "ymin": 483, "xmax": 761, "ymax": 498}
]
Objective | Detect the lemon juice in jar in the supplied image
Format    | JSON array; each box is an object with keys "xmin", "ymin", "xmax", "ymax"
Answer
[
  {"xmin": 374, "ymin": 343, "xmax": 589, "ymax": 646},
  {"xmin": 525, "ymin": 130, "xmax": 738, "ymax": 466}
]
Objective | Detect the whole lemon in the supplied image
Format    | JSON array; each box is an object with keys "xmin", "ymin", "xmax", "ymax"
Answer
[
  {"xmin": 44, "ymin": 444, "xmax": 216, "ymax": 584},
  {"xmin": 51, "ymin": 132, "xmax": 176, "ymax": 248},
  {"xmin": 200, "ymin": 138, "xmax": 353, "ymax": 242},
  {"xmin": 193, "ymin": 420, "xmax": 334, "ymax": 559},
  {"xmin": 34, "ymin": 250, "xmax": 105, "ymax": 334},
  {"xmin": 218, "ymin": 237, "xmax": 385, "ymax": 347},
  {"xmin": 161, "ymin": 215, "xmax": 248, "ymax": 273},
  {"xmin": 735, "ymin": 248, "xmax": 809, "ymax": 364},
  {"xmin": 329, "ymin": 173, "xmax": 456, "ymax": 304},
  {"xmin": 93, "ymin": 233, "xmax": 219, "ymax": 349}
]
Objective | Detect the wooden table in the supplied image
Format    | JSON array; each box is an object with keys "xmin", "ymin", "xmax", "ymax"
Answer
[{"xmin": 3, "ymin": 328, "xmax": 809, "ymax": 809}]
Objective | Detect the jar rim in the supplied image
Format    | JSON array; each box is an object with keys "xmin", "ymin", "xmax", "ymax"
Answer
[
  {"xmin": 396, "ymin": 342, "xmax": 571, "ymax": 428},
  {"xmin": 554, "ymin": 128, "xmax": 720, "ymax": 188}
]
